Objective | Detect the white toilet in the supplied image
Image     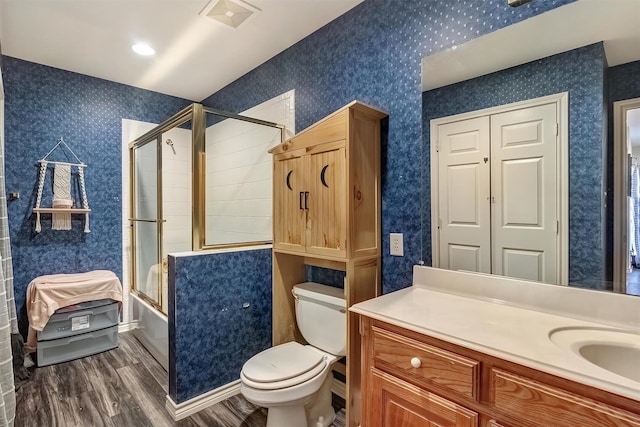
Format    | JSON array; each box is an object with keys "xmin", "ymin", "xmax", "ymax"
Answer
[{"xmin": 240, "ymin": 282, "xmax": 346, "ymax": 427}]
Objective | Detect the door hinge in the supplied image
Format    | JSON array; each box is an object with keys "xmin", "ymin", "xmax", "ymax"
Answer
[
  {"xmin": 435, "ymin": 140, "xmax": 439, "ymax": 153},
  {"xmin": 556, "ymin": 220, "xmax": 559, "ymax": 234},
  {"xmin": 438, "ymin": 218, "xmax": 442, "ymax": 230},
  {"xmin": 555, "ymin": 123, "xmax": 559, "ymax": 136}
]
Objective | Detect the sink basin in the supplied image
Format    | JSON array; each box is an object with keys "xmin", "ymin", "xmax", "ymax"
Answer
[{"xmin": 549, "ymin": 327, "xmax": 640, "ymax": 383}]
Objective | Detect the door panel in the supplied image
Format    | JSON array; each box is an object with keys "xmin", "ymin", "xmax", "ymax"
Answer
[
  {"xmin": 448, "ymin": 245, "xmax": 482, "ymax": 273},
  {"xmin": 306, "ymin": 146, "xmax": 347, "ymax": 257},
  {"xmin": 131, "ymin": 138, "xmax": 163, "ymax": 310},
  {"xmin": 367, "ymin": 368, "xmax": 478, "ymax": 427},
  {"xmin": 273, "ymin": 150, "xmax": 306, "ymax": 252},
  {"xmin": 491, "ymin": 103, "xmax": 558, "ymax": 283},
  {"xmin": 438, "ymin": 117, "xmax": 491, "ymax": 274},
  {"xmin": 501, "ymin": 248, "xmax": 544, "ymax": 282},
  {"xmin": 501, "ymin": 157, "xmax": 543, "ymax": 227}
]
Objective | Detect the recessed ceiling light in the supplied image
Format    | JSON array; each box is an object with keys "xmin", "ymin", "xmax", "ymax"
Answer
[{"xmin": 132, "ymin": 43, "xmax": 155, "ymax": 56}]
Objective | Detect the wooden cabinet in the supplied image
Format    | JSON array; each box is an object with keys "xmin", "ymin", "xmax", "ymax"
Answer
[
  {"xmin": 368, "ymin": 368, "xmax": 478, "ymax": 427},
  {"xmin": 270, "ymin": 101, "xmax": 387, "ymax": 427},
  {"xmin": 273, "ymin": 141, "xmax": 347, "ymax": 257},
  {"xmin": 361, "ymin": 317, "xmax": 640, "ymax": 427},
  {"xmin": 270, "ymin": 102, "xmax": 384, "ymax": 260}
]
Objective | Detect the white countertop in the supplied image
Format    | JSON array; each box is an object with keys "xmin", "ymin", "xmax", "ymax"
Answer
[{"xmin": 350, "ymin": 267, "xmax": 640, "ymax": 401}]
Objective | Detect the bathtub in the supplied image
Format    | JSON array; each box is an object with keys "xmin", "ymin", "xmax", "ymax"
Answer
[{"xmin": 130, "ymin": 292, "xmax": 168, "ymax": 371}]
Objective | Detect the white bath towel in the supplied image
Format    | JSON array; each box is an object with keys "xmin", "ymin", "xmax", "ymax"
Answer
[{"xmin": 52, "ymin": 163, "xmax": 72, "ymax": 230}]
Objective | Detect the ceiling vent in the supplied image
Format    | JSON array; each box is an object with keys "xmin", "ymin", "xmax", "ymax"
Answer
[{"xmin": 199, "ymin": 0, "xmax": 260, "ymax": 29}]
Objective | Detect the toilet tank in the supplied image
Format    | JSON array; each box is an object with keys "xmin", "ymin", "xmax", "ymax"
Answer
[{"xmin": 293, "ymin": 282, "xmax": 346, "ymax": 357}]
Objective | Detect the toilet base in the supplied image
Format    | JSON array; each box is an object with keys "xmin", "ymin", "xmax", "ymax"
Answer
[
  {"xmin": 305, "ymin": 372, "xmax": 335, "ymax": 427},
  {"xmin": 266, "ymin": 405, "xmax": 308, "ymax": 427}
]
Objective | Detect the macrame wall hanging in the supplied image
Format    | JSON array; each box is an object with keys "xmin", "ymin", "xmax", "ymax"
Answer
[{"xmin": 33, "ymin": 137, "xmax": 91, "ymax": 233}]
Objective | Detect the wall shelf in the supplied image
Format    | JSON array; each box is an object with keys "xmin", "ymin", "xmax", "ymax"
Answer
[{"xmin": 33, "ymin": 208, "xmax": 91, "ymax": 214}]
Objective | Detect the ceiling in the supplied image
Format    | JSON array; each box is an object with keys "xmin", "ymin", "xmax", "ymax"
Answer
[
  {"xmin": 0, "ymin": 0, "xmax": 363, "ymax": 101},
  {"xmin": 420, "ymin": 0, "xmax": 640, "ymax": 147},
  {"xmin": 421, "ymin": 0, "xmax": 640, "ymax": 91}
]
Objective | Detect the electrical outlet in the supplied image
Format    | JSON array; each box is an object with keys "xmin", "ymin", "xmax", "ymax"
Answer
[{"xmin": 390, "ymin": 233, "xmax": 404, "ymax": 256}]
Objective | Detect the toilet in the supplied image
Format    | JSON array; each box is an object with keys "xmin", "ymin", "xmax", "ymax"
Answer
[{"xmin": 240, "ymin": 282, "xmax": 346, "ymax": 427}]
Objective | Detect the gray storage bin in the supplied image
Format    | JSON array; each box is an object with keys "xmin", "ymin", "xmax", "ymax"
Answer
[
  {"xmin": 37, "ymin": 325, "xmax": 118, "ymax": 367},
  {"xmin": 38, "ymin": 301, "xmax": 119, "ymax": 341},
  {"xmin": 54, "ymin": 298, "xmax": 115, "ymax": 314}
]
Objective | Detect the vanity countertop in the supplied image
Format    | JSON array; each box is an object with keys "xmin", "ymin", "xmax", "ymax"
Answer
[{"xmin": 350, "ymin": 266, "xmax": 640, "ymax": 402}]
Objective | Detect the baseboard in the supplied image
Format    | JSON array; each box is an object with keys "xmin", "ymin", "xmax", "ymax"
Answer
[
  {"xmin": 165, "ymin": 380, "xmax": 241, "ymax": 421},
  {"xmin": 331, "ymin": 377, "xmax": 346, "ymax": 400},
  {"xmin": 118, "ymin": 321, "xmax": 138, "ymax": 333}
]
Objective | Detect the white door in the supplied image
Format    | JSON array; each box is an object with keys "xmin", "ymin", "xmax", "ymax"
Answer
[
  {"xmin": 491, "ymin": 103, "xmax": 558, "ymax": 283},
  {"xmin": 435, "ymin": 102, "xmax": 559, "ymax": 283},
  {"xmin": 437, "ymin": 117, "xmax": 491, "ymax": 273}
]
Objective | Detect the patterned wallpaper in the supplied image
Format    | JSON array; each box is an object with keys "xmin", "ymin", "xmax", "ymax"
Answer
[
  {"xmin": 608, "ymin": 61, "xmax": 640, "ymax": 103},
  {"xmin": 422, "ymin": 43, "xmax": 607, "ymax": 289},
  {"xmin": 1, "ymin": 0, "xmax": 579, "ymax": 405},
  {"xmin": 2, "ymin": 56, "xmax": 192, "ymax": 310},
  {"xmin": 168, "ymin": 249, "xmax": 272, "ymax": 403},
  {"xmin": 201, "ymin": 0, "xmax": 576, "ymax": 294}
]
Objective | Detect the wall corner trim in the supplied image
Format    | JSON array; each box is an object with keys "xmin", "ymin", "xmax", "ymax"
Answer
[{"xmin": 165, "ymin": 380, "xmax": 241, "ymax": 421}]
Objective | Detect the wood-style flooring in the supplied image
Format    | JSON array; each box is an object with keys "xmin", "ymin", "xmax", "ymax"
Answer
[
  {"xmin": 15, "ymin": 332, "xmax": 345, "ymax": 427},
  {"xmin": 627, "ymin": 268, "xmax": 640, "ymax": 296}
]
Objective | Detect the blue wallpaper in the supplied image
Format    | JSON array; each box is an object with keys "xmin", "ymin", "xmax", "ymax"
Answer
[
  {"xmin": 422, "ymin": 43, "xmax": 607, "ymax": 288},
  {"xmin": 201, "ymin": 0, "xmax": 576, "ymax": 294},
  {"xmin": 1, "ymin": 0, "xmax": 580, "ymax": 405},
  {"xmin": 608, "ymin": 61, "xmax": 640, "ymax": 102},
  {"xmin": 168, "ymin": 249, "xmax": 272, "ymax": 403},
  {"xmin": 2, "ymin": 56, "xmax": 192, "ymax": 310}
]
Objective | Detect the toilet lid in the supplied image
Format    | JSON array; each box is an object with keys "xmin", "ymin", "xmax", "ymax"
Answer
[{"xmin": 242, "ymin": 342, "xmax": 326, "ymax": 386}]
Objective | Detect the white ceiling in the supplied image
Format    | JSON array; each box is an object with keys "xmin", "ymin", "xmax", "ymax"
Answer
[
  {"xmin": 0, "ymin": 0, "xmax": 363, "ymax": 101},
  {"xmin": 421, "ymin": 0, "xmax": 640, "ymax": 91}
]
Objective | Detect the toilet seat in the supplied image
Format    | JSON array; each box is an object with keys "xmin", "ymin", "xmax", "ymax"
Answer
[{"xmin": 241, "ymin": 342, "xmax": 328, "ymax": 390}]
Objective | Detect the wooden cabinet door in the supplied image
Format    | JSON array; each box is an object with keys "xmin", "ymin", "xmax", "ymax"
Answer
[
  {"xmin": 306, "ymin": 143, "xmax": 347, "ymax": 258},
  {"xmin": 367, "ymin": 368, "xmax": 478, "ymax": 427},
  {"xmin": 273, "ymin": 150, "xmax": 306, "ymax": 252}
]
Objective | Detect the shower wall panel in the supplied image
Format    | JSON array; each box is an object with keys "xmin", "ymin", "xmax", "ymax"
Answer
[
  {"xmin": 161, "ymin": 127, "xmax": 192, "ymax": 255},
  {"xmin": 204, "ymin": 90, "xmax": 294, "ymax": 246}
]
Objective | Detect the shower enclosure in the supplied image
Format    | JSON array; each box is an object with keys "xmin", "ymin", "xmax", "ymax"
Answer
[{"xmin": 128, "ymin": 103, "xmax": 283, "ymax": 368}]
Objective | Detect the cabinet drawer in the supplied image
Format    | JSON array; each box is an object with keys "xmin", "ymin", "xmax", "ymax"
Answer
[
  {"xmin": 490, "ymin": 369, "xmax": 640, "ymax": 427},
  {"xmin": 38, "ymin": 301, "xmax": 119, "ymax": 341},
  {"xmin": 372, "ymin": 326, "xmax": 479, "ymax": 399},
  {"xmin": 37, "ymin": 325, "xmax": 119, "ymax": 367}
]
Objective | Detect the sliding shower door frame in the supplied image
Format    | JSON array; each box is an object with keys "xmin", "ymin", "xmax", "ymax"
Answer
[
  {"xmin": 128, "ymin": 103, "xmax": 285, "ymax": 311},
  {"xmin": 129, "ymin": 105, "xmax": 193, "ymax": 313}
]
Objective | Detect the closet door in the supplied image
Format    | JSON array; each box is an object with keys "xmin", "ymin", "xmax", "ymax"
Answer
[
  {"xmin": 437, "ymin": 117, "xmax": 491, "ymax": 274},
  {"xmin": 490, "ymin": 103, "xmax": 558, "ymax": 283}
]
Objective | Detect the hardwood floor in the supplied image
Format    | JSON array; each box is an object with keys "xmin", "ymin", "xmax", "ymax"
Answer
[
  {"xmin": 627, "ymin": 268, "xmax": 640, "ymax": 296},
  {"xmin": 15, "ymin": 332, "xmax": 346, "ymax": 427}
]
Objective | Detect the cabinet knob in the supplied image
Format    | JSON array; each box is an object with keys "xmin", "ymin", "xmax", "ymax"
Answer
[{"xmin": 410, "ymin": 357, "xmax": 421, "ymax": 368}]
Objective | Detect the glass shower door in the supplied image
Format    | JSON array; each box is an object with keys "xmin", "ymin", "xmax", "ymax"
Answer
[{"xmin": 131, "ymin": 136, "xmax": 164, "ymax": 311}]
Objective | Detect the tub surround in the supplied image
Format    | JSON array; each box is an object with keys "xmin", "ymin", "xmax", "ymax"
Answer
[{"xmin": 350, "ymin": 266, "xmax": 640, "ymax": 402}]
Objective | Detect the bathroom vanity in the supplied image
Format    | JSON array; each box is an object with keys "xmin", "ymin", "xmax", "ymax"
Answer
[{"xmin": 351, "ymin": 267, "xmax": 640, "ymax": 427}]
